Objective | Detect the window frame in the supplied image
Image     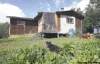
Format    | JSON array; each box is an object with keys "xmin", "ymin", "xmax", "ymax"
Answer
[{"xmin": 66, "ymin": 17, "xmax": 74, "ymax": 24}]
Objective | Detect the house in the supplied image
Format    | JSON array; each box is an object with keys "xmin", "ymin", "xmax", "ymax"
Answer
[
  {"xmin": 7, "ymin": 16, "xmax": 38, "ymax": 35},
  {"xmin": 34, "ymin": 10, "xmax": 84, "ymax": 37},
  {"xmin": 7, "ymin": 10, "xmax": 84, "ymax": 37}
]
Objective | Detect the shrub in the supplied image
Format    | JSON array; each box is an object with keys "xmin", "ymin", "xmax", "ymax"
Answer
[
  {"xmin": 0, "ymin": 23, "xmax": 9, "ymax": 38},
  {"xmin": 70, "ymin": 41, "xmax": 100, "ymax": 64}
]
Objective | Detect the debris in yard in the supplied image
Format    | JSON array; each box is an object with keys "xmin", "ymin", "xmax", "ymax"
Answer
[
  {"xmin": 81, "ymin": 33, "xmax": 94, "ymax": 39},
  {"xmin": 46, "ymin": 41, "xmax": 61, "ymax": 53}
]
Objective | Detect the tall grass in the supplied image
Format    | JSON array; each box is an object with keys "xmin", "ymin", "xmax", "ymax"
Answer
[{"xmin": 0, "ymin": 38, "xmax": 100, "ymax": 64}]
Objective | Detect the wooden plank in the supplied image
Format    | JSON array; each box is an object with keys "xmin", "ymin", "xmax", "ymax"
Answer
[{"xmin": 43, "ymin": 13, "xmax": 56, "ymax": 33}]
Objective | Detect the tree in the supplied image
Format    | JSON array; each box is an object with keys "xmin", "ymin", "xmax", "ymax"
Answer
[
  {"xmin": 0, "ymin": 22, "xmax": 9, "ymax": 38},
  {"xmin": 84, "ymin": 0, "xmax": 100, "ymax": 33}
]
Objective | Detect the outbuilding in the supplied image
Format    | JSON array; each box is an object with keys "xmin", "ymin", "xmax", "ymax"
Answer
[
  {"xmin": 34, "ymin": 10, "xmax": 84, "ymax": 37},
  {"xmin": 7, "ymin": 16, "xmax": 38, "ymax": 35}
]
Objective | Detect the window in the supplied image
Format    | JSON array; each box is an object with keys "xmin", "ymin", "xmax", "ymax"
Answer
[{"xmin": 67, "ymin": 17, "xmax": 74, "ymax": 24}]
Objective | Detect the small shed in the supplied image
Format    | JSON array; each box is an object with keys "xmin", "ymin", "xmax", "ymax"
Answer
[
  {"xmin": 34, "ymin": 10, "xmax": 84, "ymax": 37},
  {"xmin": 7, "ymin": 16, "xmax": 38, "ymax": 35},
  {"xmin": 94, "ymin": 25, "xmax": 100, "ymax": 34}
]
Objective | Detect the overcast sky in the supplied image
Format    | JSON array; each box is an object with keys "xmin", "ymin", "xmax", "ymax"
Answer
[{"xmin": 0, "ymin": 0, "xmax": 90, "ymax": 18}]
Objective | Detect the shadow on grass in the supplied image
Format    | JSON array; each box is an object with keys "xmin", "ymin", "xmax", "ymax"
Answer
[
  {"xmin": 0, "ymin": 38, "xmax": 14, "ymax": 43},
  {"xmin": 0, "ymin": 36, "xmax": 31, "ymax": 43}
]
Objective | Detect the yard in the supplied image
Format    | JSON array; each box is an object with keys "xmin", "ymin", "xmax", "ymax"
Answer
[{"xmin": 0, "ymin": 35, "xmax": 100, "ymax": 64}]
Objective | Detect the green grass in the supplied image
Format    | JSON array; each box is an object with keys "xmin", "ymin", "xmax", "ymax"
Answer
[
  {"xmin": 0, "ymin": 35, "xmax": 43, "ymax": 51},
  {"xmin": 0, "ymin": 36, "xmax": 97, "ymax": 51},
  {"xmin": 0, "ymin": 36, "xmax": 100, "ymax": 64}
]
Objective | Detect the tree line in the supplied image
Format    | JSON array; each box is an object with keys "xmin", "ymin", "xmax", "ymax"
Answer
[{"xmin": 84, "ymin": 0, "xmax": 100, "ymax": 33}]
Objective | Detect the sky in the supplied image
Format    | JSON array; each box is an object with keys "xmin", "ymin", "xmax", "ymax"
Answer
[{"xmin": 0, "ymin": 0, "xmax": 90, "ymax": 23}]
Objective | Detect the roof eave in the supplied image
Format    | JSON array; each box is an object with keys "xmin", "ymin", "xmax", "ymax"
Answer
[{"xmin": 56, "ymin": 10, "xmax": 84, "ymax": 19}]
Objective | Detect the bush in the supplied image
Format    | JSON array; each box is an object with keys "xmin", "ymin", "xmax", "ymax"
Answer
[
  {"xmin": 70, "ymin": 41, "xmax": 100, "ymax": 64},
  {"xmin": 0, "ymin": 23, "xmax": 9, "ymax": 38}
]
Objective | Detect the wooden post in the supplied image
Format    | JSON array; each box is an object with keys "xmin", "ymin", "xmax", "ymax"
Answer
[
  {"xmin": 81, "ymin": 20, "xmax": 83, "ymax": 36},
  {"xmin": 8, "ymin": 18, "xmax": 11, "ymax": 36},
  {"xmin": 57, "ymin": 33, "xmax": 59, "ymax": 38}
]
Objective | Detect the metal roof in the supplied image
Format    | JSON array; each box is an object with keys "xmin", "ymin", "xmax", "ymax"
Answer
[
  {"xmin": 7, "ymin": 16, "xmax": 34, "ymax": 21},
  {"xmin": 56, "ymin": 10, "xmax": 84, "ymax": 19}
]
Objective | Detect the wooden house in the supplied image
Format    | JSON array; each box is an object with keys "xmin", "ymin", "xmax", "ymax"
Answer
[
  {"xmin": 34, "ymin": 10, "xmax": 84, "ymax": 37},
  {"xmin": 7, "ymin": 10, "xmax": 84, "ymax": 37},
  {"xmin": 7, "ymin": 16, "xmax": 38, "ymax": 35}
]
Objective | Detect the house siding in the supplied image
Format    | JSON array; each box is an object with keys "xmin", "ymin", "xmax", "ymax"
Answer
[
  {"xmin": 60, "ymin": 15, "xmax": 76, "ymax": 34},
  {"xmin": 55, "ymin": 14, "xmax": 60, "ymax": 32},
  {"xmin": 38, "ymin": 16, "xmax": 43, "ymax": 33},
  {"xmin": 10, "ymin": 18, "xmax": 38, "ymax": 35},
  {"xmin": 75, "ymin": 18, "xmax": 82, "ymax": 35},
  {"xmin": 42, "ymin": 13, "xmax": 56, "ymax": 33}
]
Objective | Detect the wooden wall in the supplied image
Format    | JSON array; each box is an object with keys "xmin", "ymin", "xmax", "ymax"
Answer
[
  {"xmin": 75, "ymin": 18, "xmax": 82, "ymax": 35},
  {"xmin": 38, "ymin": 17, "xmax": 43, "ymax": 33},
  {"xmin": 42, "ymin": 13, "xmax": 56, "ymax": 33},
  {"xmin": 10, "ymin": 18, "xmax": 38, "ymax": 35},
  {"xmin": 38, "ymin": 13, "xmax": 60, "ymax": 33},
  {"xmin": 55, "ymin": 14, "xmax": 60, "ymax": 32}
]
